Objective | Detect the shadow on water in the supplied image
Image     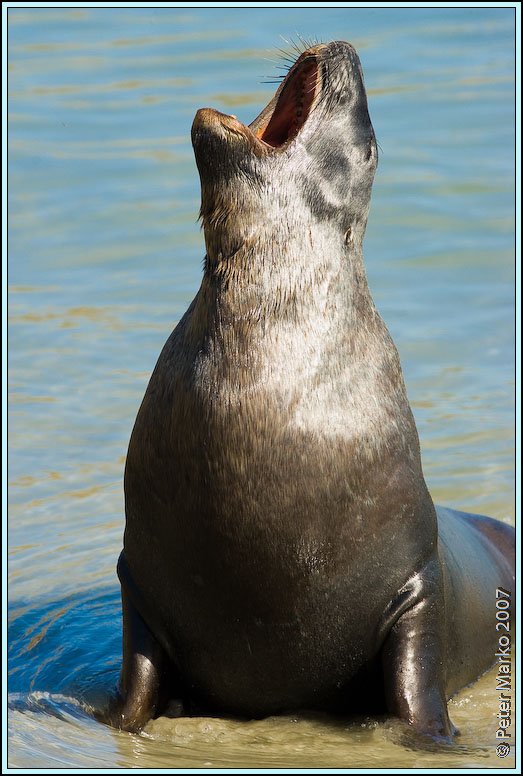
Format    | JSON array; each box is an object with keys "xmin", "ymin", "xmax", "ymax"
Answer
[{"xmin": 8, "ymin": 586, "xmax": 121, "ymax": 718}]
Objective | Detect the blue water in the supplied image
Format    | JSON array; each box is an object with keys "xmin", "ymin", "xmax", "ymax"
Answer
[{"xmin": 7, "ymin": 6, "xmax": 515, "ymax": 769}]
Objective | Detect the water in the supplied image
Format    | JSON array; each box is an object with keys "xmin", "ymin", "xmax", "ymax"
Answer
[{"xmin": 7, "ymin": 6, "xmax": 515, "ymax": 770}]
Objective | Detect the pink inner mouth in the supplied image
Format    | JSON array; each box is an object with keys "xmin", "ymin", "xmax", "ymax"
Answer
[{"xmin": 253, "ymin": 58, "xmax": 319, "ymax": 148}]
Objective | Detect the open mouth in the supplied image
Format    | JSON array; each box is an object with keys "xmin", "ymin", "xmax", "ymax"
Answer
[
  {"xmin": 192, "ymin": 49, "xmax": 321, "ymax": 158},
  {"xmin": 250, "ymin": 54, "xmax": 320, "ymax": 149}
]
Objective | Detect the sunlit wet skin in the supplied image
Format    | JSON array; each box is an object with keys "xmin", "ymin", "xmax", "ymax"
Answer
[{"xmin": 112, "ymin": 41, "xmax": 514, "ymax": 741}]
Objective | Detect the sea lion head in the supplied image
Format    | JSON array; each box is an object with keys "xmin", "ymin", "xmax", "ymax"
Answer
[{"xmin": 191, "ymin": 41, "xmax": 377, "ymax": 269}]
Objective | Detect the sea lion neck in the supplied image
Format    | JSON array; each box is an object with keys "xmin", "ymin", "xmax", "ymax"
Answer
[
  {"xmin": 196, "ymin": 178, "xmax": 373, "ymax": 334},
  {"xmin": 190, "ymin": 226, "xmax": 373, "ymax": 349}
]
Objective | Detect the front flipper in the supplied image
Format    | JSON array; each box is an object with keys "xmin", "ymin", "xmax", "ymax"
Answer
[
  {"xmin": 381, "ymin": 557, "xmax": 456, "ymax": 741},
  {"xmin": 114, "ymin": 585, "xmax": 169, "ymax": 732},
  {"xmin": 108, "ymin": 553, "xmax": 185, "ymax": 733}
]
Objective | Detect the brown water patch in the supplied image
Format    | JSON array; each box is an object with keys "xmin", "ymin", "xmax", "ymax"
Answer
[
  {"xmin": 10, "ymin": 472, "xmax": 63, "ymax": 488},
  {"xmin": 9, "ymin": 305, "xmax": 124, "ymax": 331},
  {"xmin": 9, "ymin": 29, "xmax": 240, "ymax": 55},
  {"xmin": 9, "ymin": 394, "xmax": 57, "ymax": 405},
  {"xmin": 137, "ymin": 666, "xmax": 514, "ymax": 769}
]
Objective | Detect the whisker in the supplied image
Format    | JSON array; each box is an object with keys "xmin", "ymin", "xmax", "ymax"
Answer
[
  {"xmin": 262, "ymin": 57, "xmax": 284, "ymax": 65},
  {"xmin": 295, "ymin": 31, "xmax": 307, "ymax": 47},
  {"xmin": 290, "ymin": 38, "xmax": 305, "ymax": 57},
  {"xmin": 274, "ymin": 48, "xmax": 296, "ymax": 65},
  {"xmin": 295, "ymin": 32, "xmax": 319, "ymax": 51},
  {"xmin": 263, "ymin": 36, "xmax": 326, "ymax": 91}
]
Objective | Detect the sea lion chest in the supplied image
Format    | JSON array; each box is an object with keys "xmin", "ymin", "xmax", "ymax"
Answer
[{"xmin": 122, "ymin": 294, "xmax": 435, "ymax": 713}]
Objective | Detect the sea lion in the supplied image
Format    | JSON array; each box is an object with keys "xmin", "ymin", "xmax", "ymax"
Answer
[{"xmin": 112, "ymin": 41, "xmax": 515, "ymax": 740}]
